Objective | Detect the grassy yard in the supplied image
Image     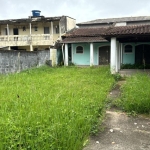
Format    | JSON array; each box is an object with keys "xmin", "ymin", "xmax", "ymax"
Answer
[
  {"xmin": 0, "ymin": 66, "xmax": 115, "ymax": 150},
  {"xmin": 120, "ymin": 73, "xmax": 150, "ymax": 114}
]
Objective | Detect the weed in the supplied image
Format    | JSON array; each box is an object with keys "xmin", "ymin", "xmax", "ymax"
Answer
[
  {"xmin": 0, "ymin": 66, "xmax": 115, "ymax": 150},
  {"xmin": 120, "ymin": 73, "xmax": 150, "ymax": 114},
  {"xmin": 113, "ymin": 73, "xmax": 122, "ymax": 81}
]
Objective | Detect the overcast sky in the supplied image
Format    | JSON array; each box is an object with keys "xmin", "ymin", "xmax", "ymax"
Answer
[{"xmin": 0, "ymin": 0, "xmax": 150, "ymax": 23}]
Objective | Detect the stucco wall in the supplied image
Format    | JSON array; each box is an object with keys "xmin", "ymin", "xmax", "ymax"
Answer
[
  {"xmin": 0, "ymin": 50, "xmax": 50, "ymax": 74},
  {"xmin": 122, "ymin": 43, "xmax": 135, "ymax": 64},
  {"xmin": 66, "ymin": 17, "xmax": 76, "ymax": 31},
  {"xmin": 72, "ymin": 42, "xmax": 109, "ymax": 65}
]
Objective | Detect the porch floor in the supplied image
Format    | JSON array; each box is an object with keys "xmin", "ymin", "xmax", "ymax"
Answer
[{"xmin": 119, "ymin": 69, "xmax": 150, "ymax": 76}]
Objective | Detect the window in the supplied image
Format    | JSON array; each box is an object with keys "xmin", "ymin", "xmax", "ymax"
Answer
[
  {"xmin": 23, "ymin": 26, "xmax": 26, "ymax": 31},
  {"xmin": 55, "ymin": 25, "xmax": 59, "ymax": 34},
  {"xmin": 44, "ymin": 27, "xmax": 50, "ymax": 34},
  {"xmin": 124, "ymin": 45, "xmax": 133, "ymax": 53},
  {"xmin": 76, "ymin": 46, "xmax": 83, "ymax": 54},
  {"xmin": 5, "ymin": 28, "xmax": 7, "ymax": 35},
  {"xmin": 34, "ymin": 26, "xmax": 38, "ymax": 31}
]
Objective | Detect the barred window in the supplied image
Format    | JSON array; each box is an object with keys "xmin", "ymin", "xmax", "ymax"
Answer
[
  {"xmin": 124, "ymin": 45, "xmax": 132, "ymax": 53},
  {"xmin": 76, "ymin": 46, "xmax": 83, "ymax": 54}
]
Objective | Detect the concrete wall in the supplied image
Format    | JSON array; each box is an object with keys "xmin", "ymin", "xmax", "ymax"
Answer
[
  {"xmin": 66, "ymin": 17, "xmax": 76, "ymax": 31},
  {"xmin": 0, "ymin": 50, "xmax": 50, "ymax": 74},
  {"xmin": 50, "ymin": 48, "xmax": 57, "ymax": 66}
]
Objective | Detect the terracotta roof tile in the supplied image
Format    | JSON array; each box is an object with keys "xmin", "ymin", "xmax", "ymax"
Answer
[
  {"xmin": 103, "ymin": 25, "xmax": 150, "ymax": 36},
  {"xmin": 61, "ymin": 36, "xmax": 107, "ymax": 43},
  {"xmin": 65, "ymin": 27, "xmax": 107, "ymax": 37}
]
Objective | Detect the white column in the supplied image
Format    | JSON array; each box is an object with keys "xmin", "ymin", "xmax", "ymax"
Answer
[
  {"xmin": 59, "ymin": 21, "xmax": 61, "ymax": 39},
  {"xmin": 51, "ymin": 22, "xmax": 54, "ymax": 44},
  {"xmin": 51, "ymin": 22, "xmax": 53, "ymax": 35},
  {"xmin": 116, "ymin": 41, "xmax": 119, "ymax": 72},
  {"xmin": 29, "ymin": 23, "xmax": 32, "ymax": 35},
  {"xmin": 65, "ymin": 44, "xmax": 68, "ymax": 66},
  {"xmin": 118, "ymin": 43, "xmax": 121, "ymax": 70},
  {"xmin": 71, "ymin": 44, "xmax": 73, "ymax": 63},
  {"xmin": 120, "ymin": 43, "xmax": 123, "ymax": 64},
  {"xmin": 7, "ymin": 24, "xmax": 10, "ymax": 50},
  {"xmin": 29, "ymin": 23, "xmax": 33, "ymax": 51},
  {"xmin": 90, "ymin": 43, "xmax": 94, "ymax": 66},
  {"xmin": 7, "ymin": 24, "xmax": 9, "ymax": 37},
  {"xmin": 111, "ymin": 37, "xmax": 117, "ymax": 74}
]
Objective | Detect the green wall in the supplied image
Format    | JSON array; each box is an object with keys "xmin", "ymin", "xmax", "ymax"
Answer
[
  {"xmin": 72, "ymin": 42, "xmax": 109, "ymax": 65},
  {"xmin": 122, "ymin": 43, "xmax": 135, "ymax": 64},
  {"xmin": 122, "ymin": 42, "xmax": 150, "ymax": 64}
]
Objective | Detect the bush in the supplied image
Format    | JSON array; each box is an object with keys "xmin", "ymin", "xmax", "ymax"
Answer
[{"xmin": 121, "ymin": 63, "xmax": 150, "ymax": 69}]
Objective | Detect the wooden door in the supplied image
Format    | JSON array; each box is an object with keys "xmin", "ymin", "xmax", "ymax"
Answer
[{"xmin": 99, "ymin": 46, "xmax": 110, "ymax": 65}]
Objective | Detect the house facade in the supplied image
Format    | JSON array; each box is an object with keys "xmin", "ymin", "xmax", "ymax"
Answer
[
  {"xmin": 61, "ymin": 16, "xmax": 150, "ymax": 73},
  {"xmin": 0, "ymin": 10, "xmax": 76, "ymax": 52}
]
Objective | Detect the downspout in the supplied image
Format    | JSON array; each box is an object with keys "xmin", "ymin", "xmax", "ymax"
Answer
[{"xmin": 62, "ymin": 43, "xmax": 65, "ymax": 66}]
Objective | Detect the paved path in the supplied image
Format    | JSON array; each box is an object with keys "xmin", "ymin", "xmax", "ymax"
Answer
[{"xmin": 83, "ymin": 81, "xmax": 150, "ymax": 150}]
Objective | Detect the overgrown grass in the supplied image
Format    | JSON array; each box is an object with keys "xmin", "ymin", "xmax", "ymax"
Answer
[
  {"xmin": 0, "ymin": 66, "xmax": 115, "ymax": 150},
  {"xmin": 120, "ymin": 73, "xmax": 150, "ymax": 114}
]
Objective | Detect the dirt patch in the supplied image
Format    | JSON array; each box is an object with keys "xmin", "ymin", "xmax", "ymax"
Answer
[{"xmin": 107, "ymin": 80, "xmax": 126, "ymax": 99}]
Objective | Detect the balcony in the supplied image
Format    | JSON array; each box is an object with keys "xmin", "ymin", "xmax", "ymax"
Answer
[{"xmin": 0, "ymin": 34, "xmax": 55, "ymax": 47}]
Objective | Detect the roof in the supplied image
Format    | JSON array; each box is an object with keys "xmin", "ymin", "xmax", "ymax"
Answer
[
  {"xmin": 0, "ymin": 16, "xmax": 68, "ymax": 24},
  {"xmin": 61, "ymin": 27, "xmax": 107, "ymax": 43},
  {"xmin": 61, "ymin": 25, "xmax": 150, "ymax": 43},
  {"xmin": 77, "ymin": 16, "xmax": 150, "ymax": 25},
  {"xmin": 64, "ymin": 27, "xmax": 107, "ymax": 37},
  {"xmin": 102, "ymin": 25, "xmax": 150, "ymax": 37},
  {"xmin": 61, "ymin": 36, "xmax": 107, "ymax": 43}
]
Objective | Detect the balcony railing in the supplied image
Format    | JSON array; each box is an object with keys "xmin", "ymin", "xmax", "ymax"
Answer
[{"xmin": 0, "ymin": 34, "xmax": 54, "ymax": 46}]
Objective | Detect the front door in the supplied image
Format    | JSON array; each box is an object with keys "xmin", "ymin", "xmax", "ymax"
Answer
[{"xmin": 99, "ymin": 46, "xmax": 110, "ymax": 65}]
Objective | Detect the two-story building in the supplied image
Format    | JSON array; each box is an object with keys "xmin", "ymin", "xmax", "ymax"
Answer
[{"xmin": 0, "ymin": 10, "xmax": 76, "ymax": 52}]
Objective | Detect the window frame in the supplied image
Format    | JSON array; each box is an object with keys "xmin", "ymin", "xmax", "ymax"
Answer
[{"xmin": 76, "ymin": 46, "xmax": 84, "ymax": 54}]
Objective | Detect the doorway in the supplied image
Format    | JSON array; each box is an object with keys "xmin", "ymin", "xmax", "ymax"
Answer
[
  {"xmin": 13, "ymin": 28, "xmax": 19, "ymax": 41},
  {"xmin": 99, "ymin": 46, "xmax": 110, "ymax": 65},
  {"xmin": 135, "ymin": 44, "xmax": 150, "ymax": 64},
  {"xmin": 13, "ymin": 28, "xmax": 18, "ymax": 35}
]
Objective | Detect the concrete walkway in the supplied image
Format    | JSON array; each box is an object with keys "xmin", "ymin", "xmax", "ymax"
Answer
[{"xmin": 83, "ymin": 80, "xmax": 150, "ymax": 150}]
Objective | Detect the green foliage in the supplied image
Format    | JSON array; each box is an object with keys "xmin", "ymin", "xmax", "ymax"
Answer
[
  {"xmin": 121, "ymin": 63, "xmax": 150, "ymax": 69},
  {"xmin": 0, "ymin": 66, "xmax": 115, "ymax": 150},
  {"xmin": 112, "ymin": 73, "xmax": 122, "ymax": 81},
  {"xmin": 120, "ymin": 73, "xmax": 150, "ymax": 114}
]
